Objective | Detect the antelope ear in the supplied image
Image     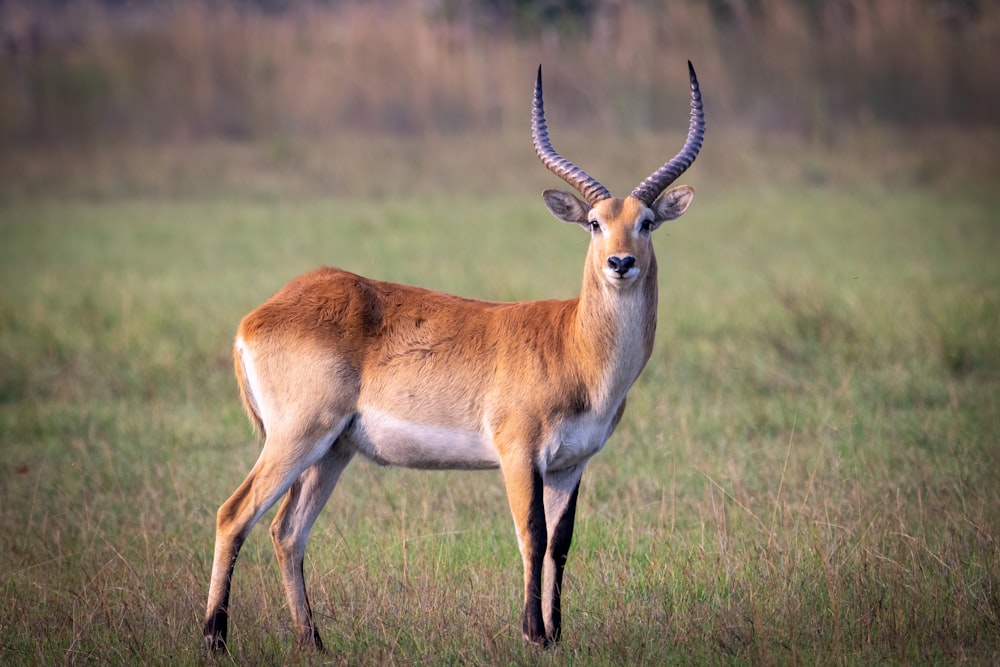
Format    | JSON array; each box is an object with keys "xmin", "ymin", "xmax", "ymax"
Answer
[
  {"xmin": 650, "ymin": 185, "xmax": 695, "ymax": 226},
  {"xmin": 542, "ymin": 189, "xmax": 591, "ymax": 226}
]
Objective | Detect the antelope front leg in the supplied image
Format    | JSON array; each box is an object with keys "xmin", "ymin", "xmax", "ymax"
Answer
[
  {"xmin": 542, "ymin": 465, "xmax": 584, "ymax": 642},
  {"xmin": 500, "ymin": 452, "xmax": 548, "ymax": 645}
]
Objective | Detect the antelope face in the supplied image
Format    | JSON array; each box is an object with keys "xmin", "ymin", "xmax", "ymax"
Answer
[
  {"xmin": 531, "ymin": 61, "xmax": 704, "ymax": 290},
  {"xmin": 542, "ymin": 186, "xmax": 695, "ymax": 289}
]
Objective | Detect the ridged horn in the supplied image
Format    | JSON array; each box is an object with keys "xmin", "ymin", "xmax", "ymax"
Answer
[
  {"xmin": 630, "ymin": 61, "xmax": 705, "ymax": 206},
  {"xmin": 532, "ymin": 66, "xmax": 612, "ymax": 207}
]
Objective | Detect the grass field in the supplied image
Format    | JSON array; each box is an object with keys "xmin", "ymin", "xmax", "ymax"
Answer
[{"xmin": 1, "ymin": 128, "xmax": 999, "ymax": 665}]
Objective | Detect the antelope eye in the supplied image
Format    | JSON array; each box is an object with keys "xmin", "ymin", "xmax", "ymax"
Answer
[
  {"xmin": 588, "ymin": 220, "xmax": 601, "ymax": 232},
  {"xmin": 640, "ymin": 219, "xmax": 653, "ymax": 233}
]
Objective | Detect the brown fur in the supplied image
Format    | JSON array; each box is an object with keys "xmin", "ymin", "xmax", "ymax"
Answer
[
  {"xmin": 203, "ymin": 185, "xmax": 695, "ymax": 652},
  {"xmin": 201, "ymin": 61, "xmax": 701, "ymax": 644},
  {"xmin": 204, "ymin": 185, "xmax": 694, "ymax": 652}
]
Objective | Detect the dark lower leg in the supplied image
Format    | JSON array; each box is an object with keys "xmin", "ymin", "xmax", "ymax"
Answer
[
  {"xmin": 521, "ymin": 466, "xmax": 548, "ymax": 645},
  {"xmin": 544, "ymin": 479, "xmax": 580, "ymax": 642},
  {"xmin": 203, "ymin": 534, "xmax": 245, "ymax": 652}
]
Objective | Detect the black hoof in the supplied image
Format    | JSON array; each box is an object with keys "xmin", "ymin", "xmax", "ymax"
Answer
[
  {"xmin": 202, "ymin": 613, "xmax": 229, "ymax": 653},
  {"xmin": 523, "ymin": 633, "xmax": 553, "ymax": 648},
  {"xmin": 203, "ymin": 633, "xmax": 228, "ymax": 654}
]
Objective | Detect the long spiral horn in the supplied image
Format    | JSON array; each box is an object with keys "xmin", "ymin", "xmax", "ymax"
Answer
[
  {"xmin": 630, "ymin": 61, "xmax": 705, "ymax": 206},
  {"xmin": 532, "ymin": 66, "xmax": 612, "ymax": 207}
]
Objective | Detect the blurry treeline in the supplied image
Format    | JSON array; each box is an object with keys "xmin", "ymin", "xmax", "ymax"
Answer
[{"xmin": 1, "ymin": 0, "xmax": 997, "ymax": 147}]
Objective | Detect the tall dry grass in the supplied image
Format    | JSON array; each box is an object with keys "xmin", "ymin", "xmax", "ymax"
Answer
[{"xmin": 1, "ymin": 0, "xmax": 998, "ymax": 148}]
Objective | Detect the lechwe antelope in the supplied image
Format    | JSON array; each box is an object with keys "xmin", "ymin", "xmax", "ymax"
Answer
[{"xmin": 204, "ymin": 62, "xmax": 705, "ymax": 651}]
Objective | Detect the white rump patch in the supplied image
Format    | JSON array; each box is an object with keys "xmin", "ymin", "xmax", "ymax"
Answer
[{"xmin": 236, "ymin": 336, "xmax": 268, "ymax": 427}]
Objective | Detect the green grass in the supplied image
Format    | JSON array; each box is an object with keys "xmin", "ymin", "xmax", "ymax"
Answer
[{"xmin": 1, "ymin": 171, "xmax": 999, "ymax": 664}]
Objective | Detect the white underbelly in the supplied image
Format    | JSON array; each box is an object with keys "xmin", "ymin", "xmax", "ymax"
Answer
[
  {"xmin": 346, "ymin": 406, "xmax": 619, "ymax": 473},
  {"xmin": 348, "ymin": 408, "xmax": 500, "ymax": 470}
]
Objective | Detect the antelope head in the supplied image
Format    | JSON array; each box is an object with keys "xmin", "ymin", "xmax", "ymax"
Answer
[{"xmin": 532, "ymin": 62, "xmax": 705, "ymax": 290}]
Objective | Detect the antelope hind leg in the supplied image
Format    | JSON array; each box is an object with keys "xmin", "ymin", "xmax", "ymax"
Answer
[{"xmin": 269, "ymin": 446, "xmax": 354, "ymax": 650}]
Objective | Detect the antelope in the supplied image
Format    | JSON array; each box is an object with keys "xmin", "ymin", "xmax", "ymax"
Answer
[{"xmin": 204, "ymin": 61, "xmax": 704, "ymax": 651}]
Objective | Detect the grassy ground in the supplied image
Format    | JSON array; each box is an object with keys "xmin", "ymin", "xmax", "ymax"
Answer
[{"xmin": 1, "ymin": 134, "xmax": 999, "ymax": 664}]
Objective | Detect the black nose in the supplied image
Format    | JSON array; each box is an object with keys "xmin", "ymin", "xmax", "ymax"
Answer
[{"xmin": 607, "ymin": 255, "xmax": 636, "ymax": 276}]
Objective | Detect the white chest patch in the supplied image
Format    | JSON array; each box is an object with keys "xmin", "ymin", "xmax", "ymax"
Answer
[{"xmin": 540, "ymin": 411, "xmax": 617, "ymax": 473}]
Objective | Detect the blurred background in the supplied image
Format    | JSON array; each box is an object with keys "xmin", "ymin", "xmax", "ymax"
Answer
[
  {"xmin": 2, "ymin": 4, "xmax": 999, "ymax": 662},
  {"xmin": 2, "ymin": 0, "xmax": 998, "ymax": 199}
]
